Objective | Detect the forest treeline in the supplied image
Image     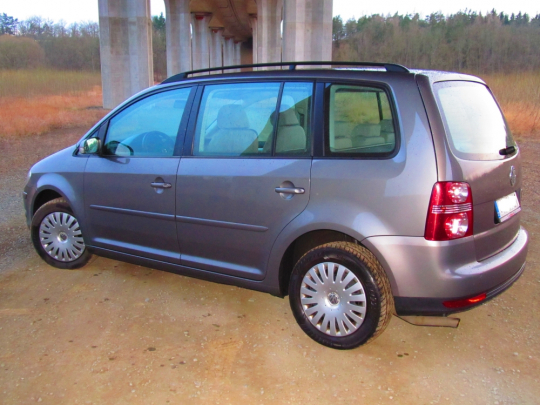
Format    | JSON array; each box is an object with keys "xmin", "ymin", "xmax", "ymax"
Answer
[
  {"xmin": 1, "ymin": 11, "xmax": 540, "ymax": 75},
  {"xmin": 0, "ymin": 13, "xmax": 167, "ymax": 76},
  {"xmin": 333, "ymin": 10, "xmax": 540, "ymax": 73},
  {"xmin": 0, "ymin": 14, "xmax": 100, "ymax": 70}
]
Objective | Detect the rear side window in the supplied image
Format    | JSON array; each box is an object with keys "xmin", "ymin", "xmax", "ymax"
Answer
[
  {"xmin": 434, "ymin": 81, "xmax": 515, "ymax": 161},
  {"xmin": 326, "ymin": 84, "xmax": 396, "ymax": 156}
]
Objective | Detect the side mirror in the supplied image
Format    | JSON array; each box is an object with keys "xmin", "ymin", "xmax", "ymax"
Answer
[{"xmin": 79, "ymin": 137, "xmax": 101, "ymax": 155}]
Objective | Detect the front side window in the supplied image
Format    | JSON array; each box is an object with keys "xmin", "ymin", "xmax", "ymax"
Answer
[
  {"xmin": 103, "ymin": 87, "xmax": 191, "ymax": 157},
  {"xmin": 327, "ymin": 84, "xmax": 396, "ymax": 156},
  {"xmin": 434, "ymin": 81, "xmax": 515, "ymax": 161},
  {"xmin": 193, "ymin": 82, "xmax": 281, "ymax": 156}
]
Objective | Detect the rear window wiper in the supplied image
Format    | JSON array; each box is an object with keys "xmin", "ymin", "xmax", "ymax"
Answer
[{"xmin": 499, "ymin": 146, "xmax": 516, "ymax": 156}]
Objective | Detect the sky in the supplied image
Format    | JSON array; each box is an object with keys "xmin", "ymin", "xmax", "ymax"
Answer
[{"xmin": 0, "ymin": 0, "xmax": 538, "ymax": 24}]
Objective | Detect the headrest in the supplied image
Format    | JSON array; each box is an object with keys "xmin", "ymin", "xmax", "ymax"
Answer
[
  {"xmin": 279, "ymin": 108, "xmax": 300, "ymax": 126},
  {"xmin": 380, "ymin": 119, "xmax": 394, "ymax": 132},
  {"xmin": 217, "ymin": 104, "xmax": 249, "ymax": 129},
  {"xmin": 353, "ymin": 123, "xmax": 381, "ymax": 138}
]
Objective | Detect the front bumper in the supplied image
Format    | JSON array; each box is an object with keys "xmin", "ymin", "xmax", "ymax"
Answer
[{"xmin": 363, "ymin": 227, "xmax": 529, "ymax": 315}]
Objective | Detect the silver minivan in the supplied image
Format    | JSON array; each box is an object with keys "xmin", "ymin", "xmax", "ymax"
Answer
[{"xmin": 23, "ymin": 62, "xmax": 528, "ymax": 349}]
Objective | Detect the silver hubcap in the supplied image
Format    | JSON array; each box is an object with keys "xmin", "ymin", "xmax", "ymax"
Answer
[
  {"xmin": 300, "ymin": 262, "xmax": 367, "ymax": 337},
  {"xmin": 39, "ymin": 212, "xmax": 85, "ymax": 262}
]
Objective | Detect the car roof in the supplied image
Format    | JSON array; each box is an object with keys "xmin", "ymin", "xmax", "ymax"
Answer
[{"xmin": 159, "ymin": 62, "xmax": 485, "ymax": 88}]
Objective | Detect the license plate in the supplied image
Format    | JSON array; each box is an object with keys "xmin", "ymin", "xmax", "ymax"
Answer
[{"xmin": 495, "ymin": 192, "xmax": 521, "ymax": 223}]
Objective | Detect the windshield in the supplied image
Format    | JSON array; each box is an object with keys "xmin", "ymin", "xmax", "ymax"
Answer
[{"xmin": 433, "ymin": 81, "xmax": 515, "ymax": 161}]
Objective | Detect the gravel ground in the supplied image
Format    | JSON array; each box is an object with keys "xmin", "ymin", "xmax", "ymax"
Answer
[{"xmin": 0, "ymin": 130, "xmax": 538, "ymax": 404}]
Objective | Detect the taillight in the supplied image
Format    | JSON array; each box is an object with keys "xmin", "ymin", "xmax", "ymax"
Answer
[{"xmin": 425, "ymin": 182, "xmax": 473, "ymax": 241}]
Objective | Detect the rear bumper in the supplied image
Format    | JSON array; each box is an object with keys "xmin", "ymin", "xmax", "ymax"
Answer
[
  {"xmin": 363, "ymin": 226, "xmax": 528, "ymax": 315},
  {"xmin": 394, "ymin": 261, "xmax": 525, "ymax": 315}
]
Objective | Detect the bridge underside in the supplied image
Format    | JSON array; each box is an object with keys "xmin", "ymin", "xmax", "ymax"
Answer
[{"xmin": 98, "ymin": 0, "xmax": 333, "ymax": 108}]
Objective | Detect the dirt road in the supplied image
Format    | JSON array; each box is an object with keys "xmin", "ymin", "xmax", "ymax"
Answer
[{"xmin": 0, "ymin": 129, "xmax": 539, "ymax": 404}]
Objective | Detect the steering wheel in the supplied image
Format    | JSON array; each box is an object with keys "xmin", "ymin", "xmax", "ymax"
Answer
[
  {"xmin": 141, "ymin": 131, "xmax": 175, "ymax": 156},
  {"xmin": 105, "ymin": 140, "xmax": 134, "ymax": 156}
]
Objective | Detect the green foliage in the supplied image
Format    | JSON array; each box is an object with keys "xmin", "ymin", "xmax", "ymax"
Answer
[
  {"xmin": 152, "ymin": 13, "xmax": 167, "ymax": 81},
  {"xmin": 153, "ymin": 13, "xmax": 166, "ymax": 31},
  {"xmin": 333, "ymin": 16, "xmax": 344, "ymax": 41},
  {"xmin": 0, "ymin": 13, "xmax": 18, "ymax": 35},
  {"xmin": 0, "ymin": 35, "xmax": 44, "ymax": 69},
  {"xmin": 40, "ymin": 36, "xmax": 100, "ymax": 70},
  {"xmin": 333, "ymin": 10, "xmax": 540, "ymax": 73},
  {"xmin": 3, "ymin": 14, "xmax": 100, "ymax": 71}
]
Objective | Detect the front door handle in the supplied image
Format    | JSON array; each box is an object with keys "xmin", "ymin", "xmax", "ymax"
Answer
[
  {"xmin": 275, "ymin": 187, "xmax": 305, "ymax": 195},
  {"xmin": 151, "ymin": 182, "xmax": 172, "ymax": 189}
]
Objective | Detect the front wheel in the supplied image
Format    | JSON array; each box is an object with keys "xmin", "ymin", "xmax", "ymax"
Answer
[
  {"xmin": 31, "ymin": 198, "xmax": 93, "ymax": 269},
  {"xmin": 289, "ymin": 242, "xmax": 394, "ymax": 349}
]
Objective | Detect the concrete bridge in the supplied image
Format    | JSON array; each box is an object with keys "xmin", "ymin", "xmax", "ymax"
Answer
[{"xmin": 98, "ymin": 0, "xmax": 333, "ymax": 109}]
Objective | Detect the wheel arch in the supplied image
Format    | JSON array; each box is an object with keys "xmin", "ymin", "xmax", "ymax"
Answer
[
  {"xmin": 32, "ymin": 189, "xmax": 64, "ymax": 216},
  {"xmin": 275, "ymin": 228, "xmax": 360, "ymax": 297},
  {"xmin": 32, "ymin": 173, "xmax": 82, "ymax": 221}
]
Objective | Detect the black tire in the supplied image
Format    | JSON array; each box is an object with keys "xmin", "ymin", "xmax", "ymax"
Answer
[
  {"xmin": 289, "ymin": 242, "xmax": 394, "ymax": 349},
  {"xmin": 31, "ymin": 198, "xmax": 93, "ymax": 269}
]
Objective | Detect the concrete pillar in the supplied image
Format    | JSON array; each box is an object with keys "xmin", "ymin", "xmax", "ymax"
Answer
[
  {"xmin": 256, "ymin": 0, "xmax": 282, "ymax": 64},
  {"xmin": 249, "ymin": 14, "xmax": 258, "ymax": 64},
  {"xmin": 223, "ymin": 36, "xmax": 234, "ymax": 69},
  {"xmin": 191, "ymin": 13, "xmax": 212, "ymax": 72},
  {"xmin": 234, "ymin": 41, "xmax": 242, "ymax": 67},
  {"xmin": 164, "ymin": 0, "xmax": 191, "ymax": 76},
  {"xmin": 98, "ymin": 0, "xmax": 153, "ymax": 109},
  {"xmin": 209, "ymin": 28, "xmax": 223, "ymax": 70},
  {"xmin": 283, "ymin": 0, "xmax": 333, "ymax": 62}
]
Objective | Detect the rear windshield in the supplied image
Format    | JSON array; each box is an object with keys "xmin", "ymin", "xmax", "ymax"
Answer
[{"xmin": 433, "ymin": 81, "xmax": 515, "ymax": 161}]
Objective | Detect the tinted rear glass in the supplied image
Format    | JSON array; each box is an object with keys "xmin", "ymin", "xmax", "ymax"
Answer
[
  {"xmin": 326, "ymin": 84, "xmax": 396, "ymax": 157},
  {"xmin": 433, "ymin": 81, "xmax": 515, "ymax": 161}
]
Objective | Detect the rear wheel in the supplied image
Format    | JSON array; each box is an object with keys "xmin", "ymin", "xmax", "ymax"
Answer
[
  {"xmin": 31, "ymin": 198, "xmax": 92, "ymax": 269},
  {"xmin": 289, "ymin": 242, "xmax": 394, "ymax": 349}
]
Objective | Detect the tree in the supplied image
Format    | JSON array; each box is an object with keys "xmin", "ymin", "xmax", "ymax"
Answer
[
  {"xmin": 0, "ymin": 35, "xmax": 45, "ymax": 68},
  {"xmin": 152, "ymin": 13, "xmax": 167, "ymax": 80},
  {"xmin": 332, "ymin": 16, "xmax": 344, "ymax": 41},
  {"xmin": 0, "ymin": 13, "xmax": 18, "ymax": 35},
  {"xmin": 152, "ymin": 13, "xmax": 165, "ymax": 31}
]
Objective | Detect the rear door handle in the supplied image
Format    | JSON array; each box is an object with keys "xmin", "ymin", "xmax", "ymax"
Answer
[
  {"xmin": 275, "ymin": 187, "xmax": 305, "ymax": 195},
  {"xmin": 151, "ymin": 182, "xmax": 172, "ymax": 189}
]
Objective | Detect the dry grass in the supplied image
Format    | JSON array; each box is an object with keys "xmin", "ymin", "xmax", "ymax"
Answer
[
  {"xmin": 0, "ymin": 69, "xmax": 101, "ymax": 98},
  {"xmin": 482, "ymin": 71, "xmax": 540, "ymax": 138},
  {"xmin": 0, "ymin": 69, "xmax": 107, "ymax": 138}
]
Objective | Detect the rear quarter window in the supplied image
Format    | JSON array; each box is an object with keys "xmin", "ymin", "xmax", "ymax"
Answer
[
  {"xmin": 433, "ymin": 81, "xmax": 515, "ymax": 161},
  {"xmin": 325, "ymin": 84, "xmax": 397, "ymax": 157}
]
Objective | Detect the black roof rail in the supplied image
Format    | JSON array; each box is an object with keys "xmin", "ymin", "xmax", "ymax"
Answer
[{"xmin": 161, "ymin": 61, "xmax": 410, "ymax": 84}]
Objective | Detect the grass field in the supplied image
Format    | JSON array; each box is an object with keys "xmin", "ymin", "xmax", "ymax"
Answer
[
  {"xmin": 0, "ymin": 69, "xmax": 538, "ymax": 139},
  {"xmin": 483, "ymin": 71, "xmax": 540, "ymax": 139},
  {"xmin": 0, "ymin": 70, "xmax": 102, "ymax": 98},
  {"xmin": 0, "ymin": 69, "xmax": 106, "ymax": 138}
]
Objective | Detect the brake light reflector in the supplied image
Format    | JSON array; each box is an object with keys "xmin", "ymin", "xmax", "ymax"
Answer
[
  {"xmin": 443, "ymin": 293, "xmax": 487, "ymax": 309},
  {"xmin": 425, "ymin": 182, "xmax": 473, "ymax": 241},
  {"xmin": 444, "ymin": 212, "xmax": 469, "ymax": 238},
  {"xmin": 446, "ymin": 182, "xmax": 469, "ymax": 203}
]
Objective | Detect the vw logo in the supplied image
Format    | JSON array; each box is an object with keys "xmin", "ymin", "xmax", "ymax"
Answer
[{"xmin": 509, "ymin": 166, "xmax": 517, "ymax": 187}]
